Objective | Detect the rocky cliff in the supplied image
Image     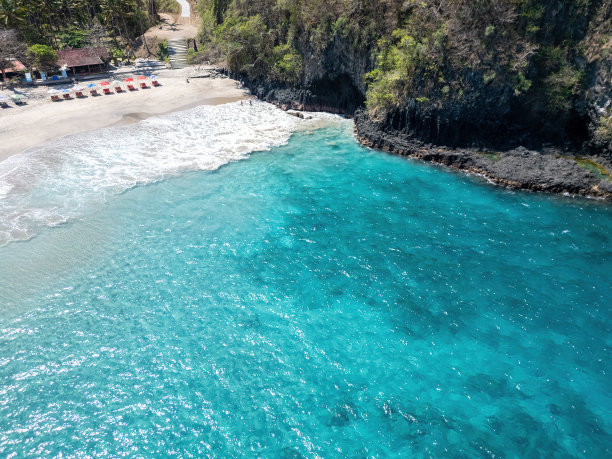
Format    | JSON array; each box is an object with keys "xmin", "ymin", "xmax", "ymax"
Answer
[{"xmin": 242, "ymin": 35, "xmax": 370, "ymax": 114}]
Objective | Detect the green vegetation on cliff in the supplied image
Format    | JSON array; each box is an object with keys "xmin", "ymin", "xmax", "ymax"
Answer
[{"xmin": 363, "ymin": 0, "xmax": 597, "ymax": 123}]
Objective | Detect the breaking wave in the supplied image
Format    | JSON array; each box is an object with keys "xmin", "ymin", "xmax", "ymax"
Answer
[{"xmin": 0, "ymin": 101, "xmax": 344, "ymax": 245}]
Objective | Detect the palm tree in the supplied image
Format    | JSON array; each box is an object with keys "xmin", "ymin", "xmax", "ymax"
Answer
[{"xmin": 0, "ymin": 0, "xmax": 27, "ymax": 28}]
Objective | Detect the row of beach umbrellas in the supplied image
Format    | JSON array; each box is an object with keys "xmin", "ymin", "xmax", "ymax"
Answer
[{"xmin": 48, "ymin": 76, "xmax": 157, "ymax": 95}]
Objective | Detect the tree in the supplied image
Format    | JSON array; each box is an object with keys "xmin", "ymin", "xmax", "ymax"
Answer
[
  {"xmin": 27, "ymin": 43, "xmax": 57, "ymax": 71},
  {"xmin": 0, "ymin": 28, "xmax": 26, "ymax": 85},
  {"xmin": 86, "ymin": 20, "xmax": 107, "ymax": 47}
]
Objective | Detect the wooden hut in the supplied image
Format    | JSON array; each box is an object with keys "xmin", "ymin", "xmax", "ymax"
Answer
[{"xmin": 56, "ymin": 47, "xmax": 110, "ymax": 77}]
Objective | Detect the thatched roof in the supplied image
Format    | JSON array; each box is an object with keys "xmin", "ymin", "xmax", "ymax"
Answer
[{"xmin": 56, "ymin": 47, "xmax": 110, "ymax": 68}]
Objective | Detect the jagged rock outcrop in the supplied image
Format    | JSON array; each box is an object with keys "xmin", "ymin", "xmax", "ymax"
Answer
[{"xmin": 355, "ymin": 109, "xmax": 612, "ymax": 199}]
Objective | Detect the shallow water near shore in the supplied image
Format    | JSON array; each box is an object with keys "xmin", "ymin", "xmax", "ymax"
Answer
[{"xmin": 0, "ymin": 105, "xmax": 611, "ymax": 456}]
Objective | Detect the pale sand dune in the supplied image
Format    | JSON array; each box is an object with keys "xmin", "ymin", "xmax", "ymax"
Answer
[{"xmin": 0, "ymin": 67, "xmax": 249, "ymax": 162}]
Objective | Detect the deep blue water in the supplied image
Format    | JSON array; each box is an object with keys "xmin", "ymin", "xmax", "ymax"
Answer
[{"xmin": 1, "ymin": 124, "xmax": 611, "ymax": 457}]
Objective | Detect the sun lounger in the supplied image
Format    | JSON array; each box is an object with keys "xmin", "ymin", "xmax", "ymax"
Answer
[
  {"xmin": 152, "ymin": 80, "xmax": 160, "ymax": 87},
  {"xmin": 62, "ymin": 93, "xmax": 71, "ymax": 99},
  {"xmin": 127, "ymin": 83, "xmax": 136, "ymax": 90},
  {"xmin": 50, "ymin": 95, "xmax": 60, "ymax": 101},
  {"xmin": 0, "ymin": 100, "xmax": 8, "ymax": 108},
  {"xmin": 75, "ymin": 91, "xmax": 85, "ymax": 97},
  {"xmin": 115, "ymin": 86, "xmax": 123, "ymax": 93},
  {"xmin": 140, "ymin": 82, "xmax": 148, "ymax": 89},
  {"xmin": 12, "ymin": 95, "xmax": 25, "ymax": 105},
  {"xmin": 90, "ymin": 89, "xmax": 99, "ymax": 96},
  {"xmin": 103, "ymin": 88, "xmax": 111, "ymax": 95}
]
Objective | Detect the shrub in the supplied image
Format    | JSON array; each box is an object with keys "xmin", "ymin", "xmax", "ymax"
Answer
[
  {"xmin": 544, "ymin": 66, "xmax": 584, "ymax": 112},
  {"xmin": 595, "ymin": 115, "xmax": 612, "ymax": 142},
  {"xmin": 365, "ymin": 70, "xmax": 401, "ymax": 119},
  {"xmin": 272, "ymin": 43, "xmax": 303, "ymax": 84},
  {"xmin": 483, "ymin": 70, "xmax": 496, "ymax": 84},
  {"xmin": 158, "ymin": 39, "xmax": 169, "ymax": 61},
  {"xmin": 216, "ymin": 15, "xmax": 268, "ymax": 72},
  {"xmin": 186, "ymin": 49, "xmax": 211, "ymax": 65},
  {"xmin": 514, "ymin": 71, "xmax": 532, "ymax": 95},
  {"xmin": 332, "ymin": 15, "xmax": 351, "ymax": 38}
]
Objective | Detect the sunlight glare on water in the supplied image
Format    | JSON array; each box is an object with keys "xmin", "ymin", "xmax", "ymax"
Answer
[{"xmin": 0, "ymin": 107, "xmax": 611, "ymax": 457}]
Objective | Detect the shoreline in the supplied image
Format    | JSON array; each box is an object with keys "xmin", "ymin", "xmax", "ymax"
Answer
[
  {"xmin": 0, "ymin": 67, "xmax": 249, "ymax": 162},
  {"xmin": 240, "ymin": 76, "xmax": 612, "ymax": 201},
  {"xmin": 353, "ymin": 109, "xmax": 612, "ymax": 201},
  {"xmin": 3, "ymin": 65, "xmax": 611, "ymax": 201}
]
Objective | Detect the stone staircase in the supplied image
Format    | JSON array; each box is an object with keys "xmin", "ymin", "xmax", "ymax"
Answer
[
  {"xmin": 135, "ymin": 59, "xmax": 167, "ymax": 72},
  {"xmin": 168, "ymin": 38, "xmax": 188, "ymax": 69}
]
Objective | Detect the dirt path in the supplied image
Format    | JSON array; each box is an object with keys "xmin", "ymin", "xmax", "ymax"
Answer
[{"xmin": 145, "ymin": 12, "xmax": 198, "ymax": 40}]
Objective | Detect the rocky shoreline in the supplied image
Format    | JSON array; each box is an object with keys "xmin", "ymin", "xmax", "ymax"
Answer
[
  {"xmin": 353, "ymin": 110, "xmax": 612, "ymax": 201},
  {"xmin": 238, "ymin": 74, "xmax": 612, "ymax": 201}
]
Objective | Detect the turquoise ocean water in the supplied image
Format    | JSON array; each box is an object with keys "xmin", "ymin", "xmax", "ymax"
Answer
[{"xmin": 0, "ymin": 103, "xmax": 611, "ymax": 457}]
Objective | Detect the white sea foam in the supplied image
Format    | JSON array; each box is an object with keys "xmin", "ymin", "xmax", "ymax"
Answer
[{"xmin": 0, "ymin": 101, "xmax": 344, "ymax": 246}]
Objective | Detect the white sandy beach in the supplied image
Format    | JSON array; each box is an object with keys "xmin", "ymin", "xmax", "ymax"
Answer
[{"xmin": 0, "ymin": 66, "xmax": 249, "ymax": 161}]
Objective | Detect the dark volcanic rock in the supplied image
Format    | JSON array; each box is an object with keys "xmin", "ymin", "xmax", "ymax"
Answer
[
  {"xmin": 243, "ymin": 80, "xmax": 354, "ymax": 115},
  {"xmin": 354, "ymin": 110, "xmax": 612, "ymax": 200},
  {"xmin": 582, "ymin": 1, "xmax": 612, "ymax": 159},
  {"xmin": 238, "ymin": 36, "xmax": 370, "ymax": 115}
]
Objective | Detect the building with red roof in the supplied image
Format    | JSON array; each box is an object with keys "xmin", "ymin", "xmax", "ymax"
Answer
[{"xmin": 1, "ymin": 59, "xmax": 26, "ymax": 80}]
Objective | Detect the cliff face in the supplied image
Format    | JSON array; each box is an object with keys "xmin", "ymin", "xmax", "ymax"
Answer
[
  {"xmin": 358, "ymin": 0, "xmax": 611, "ymax": 155},
  {"xmin": 244, "ymin": 35, "xmax": 370, "ymax": 114},
  {"xmin": 218, "ymin": 0, "xmax": 612, "ymax": 177}
]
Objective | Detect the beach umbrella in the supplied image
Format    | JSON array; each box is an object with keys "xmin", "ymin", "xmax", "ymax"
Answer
[
  {"xmin": 111, "ymin": 80, "xmax": 122, "ymax": 86},
  {"xmin": 47, "ymin": 89, "xmax": 58, "ymax": 94},
  {"xmin": 61, "ymin": 89, "xmax": 71, "ymax": 93},
  {"xmin": 137, "ymin": 75, "xmax": 147, "ymax": 80},
  {"xmin": 124, "ymin": 77, "xmax": 134, "ymax": 82},
  {"xmin": 100, "ymin": 81, "xmax": 110, "ymax": 86},
  {"xmin": 86, "ymin": 83, "xmax": 97, "ymax": 88},
  {"xmin": 150, "ymin": 75, "xmax": 158, "ymax": 80},
  {"xmin": 72, "ymin": 85, "xmax": 84, "ymax": 91},
  {"xmin": 0, "ymin": 96, "xmax": 6, "ymax": 101}
]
